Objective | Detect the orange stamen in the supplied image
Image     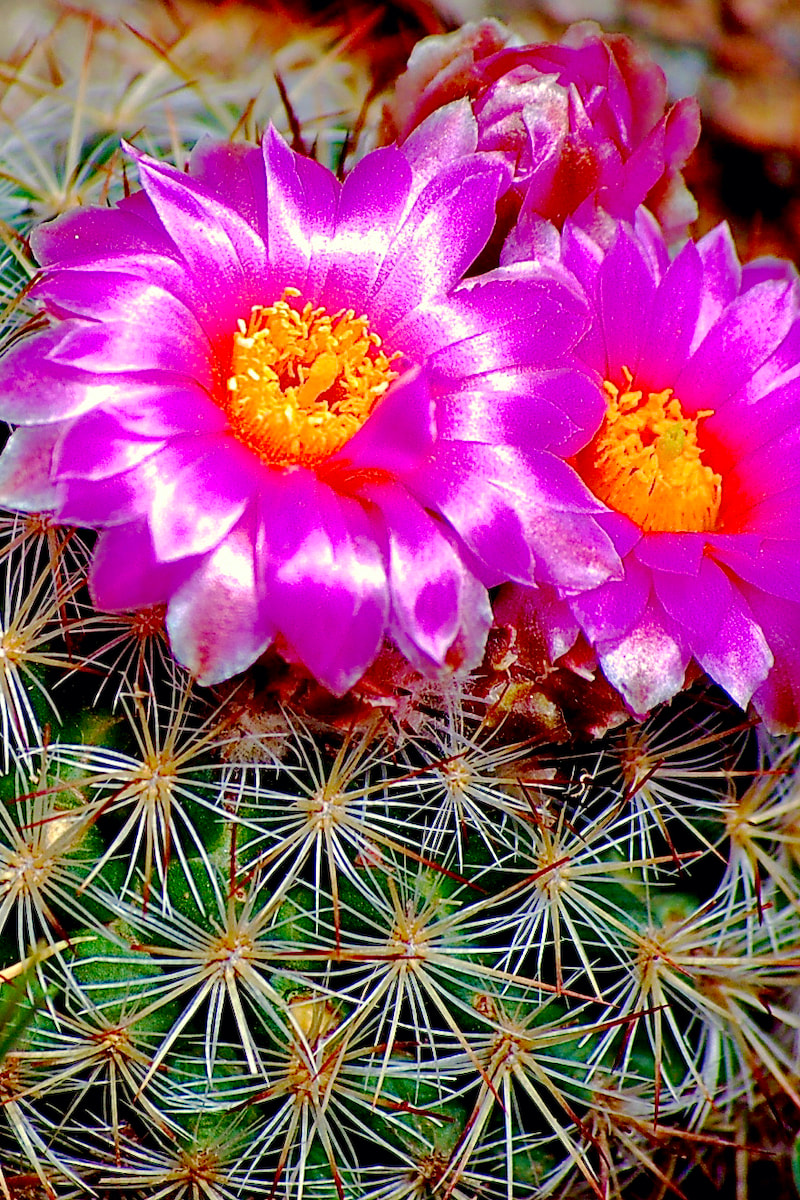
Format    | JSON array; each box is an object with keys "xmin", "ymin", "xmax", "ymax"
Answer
[
  {"xmin": 577, "ymin": 367, "xmax": 722, "ymax": 533},
  {"xmin": 223, "ymin": 289, "xmax": 400, "ymax": 467}
]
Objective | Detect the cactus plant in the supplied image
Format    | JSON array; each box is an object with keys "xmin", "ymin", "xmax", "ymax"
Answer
[{"xmin": 0, "ymin": 4, "xmax": 798, "ymax": 1199}]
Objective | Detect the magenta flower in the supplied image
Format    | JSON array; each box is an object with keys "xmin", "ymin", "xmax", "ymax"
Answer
[
  {"xmin": 0, "ymin": 113, "xmax": 620, "ymax": 693},
  {"xmin": 384, "ymin": 19, "xmax": 700, "ymax": 245},
  {"xmin": 504, "ymin": 212, "xmax": 800, "ymax": 730}
]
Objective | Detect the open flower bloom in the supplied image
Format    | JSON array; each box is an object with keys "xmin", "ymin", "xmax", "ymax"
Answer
[
  {"xmin": 503, "ymin": 212, "xmax": 800, "ymax": 730},
  {"xmin": 383, "ymin": 19, "xmax": 700, "ymax": 245},
  {"xmin": 0, "ymin": 110, "xmax": 621, "ymax": 693}
]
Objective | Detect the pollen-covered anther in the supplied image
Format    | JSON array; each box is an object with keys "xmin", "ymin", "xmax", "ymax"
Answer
[
  {"xmin": 224, "ymin": 288, "xmax": 401, "ymax": 467},
  {"xmin": 577, "ymin": 366, "xmax": 722, "ymax": 533}
]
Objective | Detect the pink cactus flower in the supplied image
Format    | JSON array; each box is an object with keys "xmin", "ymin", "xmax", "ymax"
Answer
[
  {"xmin": 0, "ymin": 113, "xmax": 620, "ymax": 693},
  {"xmin": 384, "ymin": 19, "xmax": 700, "ymax": 246}
]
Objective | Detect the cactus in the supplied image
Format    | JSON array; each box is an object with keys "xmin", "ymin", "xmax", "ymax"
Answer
[{"xmin": 0, "ymin": 5, "xmax": 798, "ymax": 1199}]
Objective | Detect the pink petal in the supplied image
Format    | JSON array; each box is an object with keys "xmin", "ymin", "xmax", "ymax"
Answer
[
  {"xmin": 147, "ymin": 436, "xmax": 262, "ymax": 562},
  {"xmin": 188, "ymin": 138, "xmax": 268, "ymax": 233},
  {"xmin": 260, "ymin": 472, "xmax": 389, "ymax": 694},
  {"xmin": 128, "ymin": 143, "xmax": 270, "ymax": 296},
  {"xmin": 572, "ymin": 553, "xmax": 651, "ymax": 643},
  {"xmin": 91, "ymin": 519, "xmax": 200, "ymax": 610},
  {"xmin": 166, "ymin": 511, "xmax": 275, "ymax": 684},
  {"xmin": 324, "ymin": 367, "xmax": 435, "ymax": 482},
  {"xmin": 54, "ymin": 412, "xmax": 165, "ymax": 481},
  {"xmin": 367, "ymin": 155, "xmax": 510, "ymax": 329},
  {"xmin": 317, "ymin": 146, "xmax": 413, "ymax": 310},
  {"xmin": 598, "ymin": 598, "xmax": 690, "ymax": 714},
  {"xmin": 694, "ymin": 593, "xmax": 773, "ymax": 710},
  {"xmin": 741, "ymin": 585, "xmax": 800, "ymax": 731},
  {"xmin": 0, "ymin": 425, "xmax": 63, "ymax": 511},
  {"xmin": 374, "ymin": 482, "xmax": 477, "ymax": 664},
  {"xmin": 261, "ymin": 126, "xmax": 338, "ymax": 295},
  {"xmin": 418, "ymin": 440, "xmax": 620, "ymax": 589}
]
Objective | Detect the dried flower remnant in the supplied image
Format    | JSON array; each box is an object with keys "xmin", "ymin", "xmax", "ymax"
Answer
[{"xmin": 0, "ymin": 115, "xmax": 620, "ymax": 695}]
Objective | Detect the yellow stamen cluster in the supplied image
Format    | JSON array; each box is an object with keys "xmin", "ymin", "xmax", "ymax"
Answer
[
  {"xmin": 224, "ymin": 288, "xmax": 400, "ymax": 467},
  {"xmin": 577, "ymin": 367, "xmax": 722, "ymax": 533}
]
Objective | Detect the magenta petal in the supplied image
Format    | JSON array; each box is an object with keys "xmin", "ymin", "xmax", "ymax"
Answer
[
  {"xmin": 55, "ymin": 457, "xmax": 161, "ymax": 527},
  {"xmin": 694, "ymin": 592, "xmax": 773, "ymax": 709},
  {"xmin": 709, "ymin": 537, "xmax": 800, "ymax": 603},
  {"xmin": 326, "ymin": 367, "xmax": 434, "ymax": 480},
  {"xmin": 675, "ymin": 277, "xmax": 798, "ymax": 405},
  {"xmin": 723, "ymin": 335, "xmax": 800, "ymax": 434},
  {"xmin": 33, "ymin": 261, "xmax": 236, "ymax": 374},
  {"xmin": 634, "ymin": 534, "xmax": 704, "ymax": 575},
  {"xmin": 424, "ymin": 266, "xmax": 589, "ymax": 380},
  {"xmin": 391, "ymin": 554, "xmax": 492, "ymax": 675},
  {"xmin": 728, "ymin": 483, "xmax": 800, "ymax": 538},
  {"xmin": 399, "ymin": 99, "xmax": 480, "ymax": 189},
  {"xmin": 595, "ymin": 510, "xmax": 641, "ymax": 559},
  {"xmin": 742, "ymin": 255, "xmax": 800, "ymax": 293},
  {"xmin": 572, "ymin": 554, "xmax": 650, "ymax": 643},
  {"xmin": 374, "ymin": 483, "xmax": 475, "ymax": 664},
  {"xmin": 188, "ymin": 138, "xmax": 268, "ymax": 233},
  {"xmin": 652, "ymin": 555, "xmax": 733, "ymax": 638},
  {"xmin": 148, "ymin": 437, "xmax": 261, "ymax": 561},
  {"xmin": 261, "ymin": 472, "xmax": 389, "ymax": 694},
  {"xmin": 504, "ymin": 581, "xmax": 581, "ymax": 663},
  {"xmin": 417, "ymin": 441, "xmax": 620, "ymax": 590},
  {"xmin": 46, "ymin": 316, "xmax": 214, "ymax": 386},
  {"xmin": 0, "ymin": 425, "xmax": 63, "ymax": 512},
  {"xmin": 55, "ymin": 412, "xmax": 165, "ymax": 481},
  {"xmin": 730, "ymin": 425, "xmax": 800, "ymax": 503},
  {"xmin": 30, "ymin": 198, "xmax": 178, "ymax": 269},
  {"xmin": 634, "ymin": 241, "xmax": 702, "ymax": 388},
  {"xmin": 692, "ymin": 223, "xmax": 741, "ymax": 348},
  {"xmin": 33, "ymin": 271, "xmax": 213, "ymax": 352},
  {"xmin": 445, "ymin": 565, "xmax": 492, "ymax": 673},
  {"xmin": 434, "ymin": 367, "xmax": 604, "ymax": 456},
  {"xmin": 745, "ymin": 587, "xmax": 800, "ymax": 730},
  {"xmin": 0, "ymin": 326, "xmax": 129, "ymax": 425},
  {"xmin": 104, "ymin": 380, "xmax": 227, "ymax": 439},
  {"xmin": 602, "ymin": 121, "xmax": 666, "ymax": 217},
  {"xmin": 128, "ymin": 143, "xmax": 270, "ymax": 292},
  {"xmin": 91, "ymin": 519, "xmax": 200, "ymax": 610},
  {"xmin": 593, "ymin": 225, "xmax": 658, "ymax": 377},
  {"xmin": 598, "ymin": 598, "xmax": 690, "ymax": 714},
  {"xmin": 318, "ymin": 146, "xmax": 413, "ymax": 310},
  {"xmin": 261, "ymin": 126, "xmax": 338, "ymax": 293},
  {"xmin": 753, "ymin": 661, "xmax": 800, "ymax": 732},
  {"xmin": 166, "ymin": 512, "xmax": 275, "ymax": 685},
  {"xmin": 368, "ymin": 156, "xmax": 509, "ymax": 328},
  {"xmin": 35, "ymin": 253, "xmax": 235, "ymax": 347},
  {"xmin": 650, "ymin": 558, "xmax": 773, "ymax": 704}
]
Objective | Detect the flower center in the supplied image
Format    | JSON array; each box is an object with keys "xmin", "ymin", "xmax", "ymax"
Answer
[
  {"xmin": 224, "ymin": 289, "xmax": 400, "ymax": 467},
  {"xmin": 576, "ymin": 368, "xmax": 722, "ymax": 533}
]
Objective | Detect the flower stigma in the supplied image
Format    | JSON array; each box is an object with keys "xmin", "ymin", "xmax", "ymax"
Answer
[
  {"xmin": 576, "ymin": 366, "xmax": 722, "ymax": 532},
  {"xmin": 224, "ymin": 288, "xmax": 400, "ymax": 467}
]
